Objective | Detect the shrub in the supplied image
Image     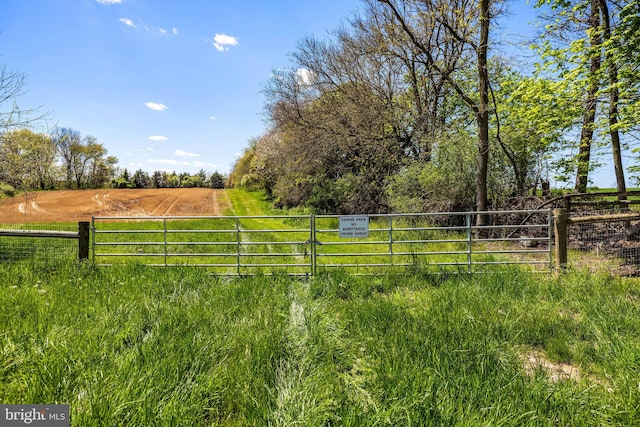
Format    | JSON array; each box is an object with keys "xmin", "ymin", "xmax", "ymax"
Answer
[{"xmin": 0, "ymin": 182, "xmax": 16, "ymax": 198}]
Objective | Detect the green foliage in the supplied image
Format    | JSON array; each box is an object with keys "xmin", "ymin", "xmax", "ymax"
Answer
[
  {"xmin": 208, "ymin": 171, "xmax": 226, "ymax": 189},
  {"xmin": 0, "ymin": 129, "xmax": 56, "ymax": 190},
  {"xmin": 131, "ymin": 169, "xmax": 152, "ymax": 189},
  {"xmin": 51, "ymin": 128, "xmax": 116, "ymax": 189},
  {"xmin": 111, "ymin": 168, "xmax": 132, "ymax": 188},
  {"xmin": 387, "ymin": 136, "xmax": 477, "ymax": 213},
  {"xmin": 533, "ymin": 0, "xmax": 640, "ymax": 192},
  {"xmin": 0, "ymin": 182, "xmax": 15, "ymax": 198},
  {"xmin": 110, "ymin": 168, "xmax": 226, "ymax": 189},
  {"xmin": 492, "ymin": 72, "xmax": 578, "ymax": 191},
  {"xmin": 226, "ymin": 144, "xmax": 256, "ymax": 189}
]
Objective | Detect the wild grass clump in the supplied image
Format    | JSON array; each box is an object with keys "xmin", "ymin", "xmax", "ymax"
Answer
[
  {"xmin": 0, "ymin": 262, "xmax": 289, "ymax": 425},
  {"xmin": 1, "ymin": 260, "xmax": 639, "ymax": 425}
]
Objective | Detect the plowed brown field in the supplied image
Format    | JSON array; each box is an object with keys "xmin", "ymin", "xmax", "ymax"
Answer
[{"xmin": 0, "ymin": 189, "xmax": 231, "ymax": 223}]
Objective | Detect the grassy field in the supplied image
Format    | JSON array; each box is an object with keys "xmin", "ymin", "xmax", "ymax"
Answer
[{"xmin": 1, "ymin": 190, "xmax": 639, "ymax": 425}]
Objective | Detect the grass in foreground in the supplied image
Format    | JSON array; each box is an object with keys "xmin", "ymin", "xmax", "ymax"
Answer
[{"xmin": 1, "ymin": 260, "xmax": 639, "ymax": 425}]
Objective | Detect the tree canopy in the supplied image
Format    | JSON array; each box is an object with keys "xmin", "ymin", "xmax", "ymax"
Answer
[{"xmin": 228, "ymin": 0, "xmax": 640, "ymax": 214}]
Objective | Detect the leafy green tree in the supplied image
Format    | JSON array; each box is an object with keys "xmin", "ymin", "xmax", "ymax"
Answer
[
  {"xmin": 88, "ymin": 155, "xmax": 118, "ymax": 188},
  {"xmin": 152, "ymin": 171, "xmax": 165, "ymax": 188},
  {"xmin": 51, "ymin": 128, "xmax": 116, "ymax": 188},
  {"xmin": 534, "ymin": 0, "xmax": 638, "ymax": 194},
  {"xmin": 178, "ymin": 172, "xmax": 192, "ymax": 188},
  {"xmin": 387, "ymin": 133, "xmax": 477, "ymax": 214},
  {"xmin": 227, "ymin": 144, "xmax": 256, "ymax": 189},
  {"xmin": 51, "ymin": 127, "xmax": 81, "ymax": 188},
  {"xmin": 194, "ymin": 169, "xmax": 207, "ymax": 188},
  {"xmin": 603, "ymin": 0, "xmax": 640, "ymax": 191},
  {"xmin": 376, "ymin": 0, "xmax": 499, "ymax": 223},
  {"xmin": 208, "ymin": 171, "xmax": 226, "ymax": 189},
  {"xmin": 490, "ymin": 70, "xmax": 576, "ymax": 197},
  {"xmin": 132, "ymin": 169, "xmax": 153, "ymax": 188},
  {"xmin": 0, "ymin": 129, "xmax": 56, "ymax": 190},
  {"xmin": 165, "ymin": 172, "xmax": 180, "ymax": 188},
  {"xmin": 112, "ymin": 168, "xmax": 132, "ymax": 188}
]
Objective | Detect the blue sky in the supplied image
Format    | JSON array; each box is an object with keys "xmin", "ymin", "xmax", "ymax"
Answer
[
  {"xmin": 3, "ymin": 0, "xmax": 618, "ymax": 187},
  {"xmin": 1, "ymin": 0, "xmax": 366, "ymax": 176}
]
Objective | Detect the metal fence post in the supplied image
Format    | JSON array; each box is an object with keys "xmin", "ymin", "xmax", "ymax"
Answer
[
  {"xmin": 388, "ymin": 216, "xmax": 394, "ymax": 266},
  {"xmin": 235, "ymin": 217, "xmax": 241, "ymax": 275},
  {"xmin": 310, "ymin": 214, "xmax": 316, "ymax": 276},
  {"xmin": 467, "ymin": 213, "xmax": 472, "ymax": 273},
  {"xmin": 548, "ymin": 209, "xmax": 553, "ymax": 271},
  {"xmin": 163, "ymin": 217, "xmax": 168, "ymax": 267}
]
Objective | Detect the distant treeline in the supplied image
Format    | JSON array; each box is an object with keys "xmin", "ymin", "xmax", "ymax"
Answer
[
  {"xmin": 0, "ymin": 127, "xmax": 226, "ymax": 196},
  {"xmin": 112, "ymin": 168, "xmax": 226, "ymax": 190}
]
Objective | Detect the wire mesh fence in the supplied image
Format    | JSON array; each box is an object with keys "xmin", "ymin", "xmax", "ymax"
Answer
[
  {"xmin": 0, "ymin": 223, "xmax": 80, "ymax": 264},
  {"xmin": 567, "ymin": 206, "xmax": 640, "ymax": 275}
]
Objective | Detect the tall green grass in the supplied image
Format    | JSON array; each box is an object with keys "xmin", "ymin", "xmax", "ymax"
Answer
[
  {"xmin": 2, "ymin": 189, "xmax": 638, "ymax": 425},
  {"xmin": 0, "ymin": 262, "xmax": 289, "ymax": 425},
  {"xmin": 1, "ymin": 259, "xmax": 639, "ymax": 425}
]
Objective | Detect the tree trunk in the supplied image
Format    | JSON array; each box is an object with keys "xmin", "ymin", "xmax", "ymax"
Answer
[
  {"xmin": 476, "ymin": 0, "xmax": 490, "ymax": 226},
  {"xmin": 574, "ymin": 0, "xmax": 602, "ymax": 194},
  {"xmin": 600, "ymin": 0, "xmax": 627, "ymax": 200}
]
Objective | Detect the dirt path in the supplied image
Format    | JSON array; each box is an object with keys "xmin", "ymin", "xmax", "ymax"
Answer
[
  {"xmin": 149, "ymin": 189, "xmax": 188, "ymax": 216},
  {"xmin": 0, "ymin": 188, "xmax": 230, "ymax": 223}
]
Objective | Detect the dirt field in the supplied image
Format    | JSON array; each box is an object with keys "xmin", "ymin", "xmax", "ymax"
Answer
[{"xmin": 0, "ymin": 189, "xmax": 231, "ymax": 223}]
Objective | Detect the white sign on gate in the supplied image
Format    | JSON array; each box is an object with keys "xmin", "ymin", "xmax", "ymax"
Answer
[{"xmin": 339, "ymin": 216, "xmax": 369, "ymax": 238}]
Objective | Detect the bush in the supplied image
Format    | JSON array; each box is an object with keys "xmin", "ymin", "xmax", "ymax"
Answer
[
  {"xmin": 0, "ymin": 182, "xmax": 16, "ymax": 198},
  {"xmin": 387, "ymin": 138, "xmax": 477, "ymax": 214}
]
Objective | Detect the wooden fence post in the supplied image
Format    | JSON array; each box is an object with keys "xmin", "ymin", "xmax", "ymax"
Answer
[
  {"xmin": 78, "ymin": 221, "xmax": 90, "ymax": 260},
  {"xmin": 553, "ymin": 208, "xmax": 568, "ymax": 271}
]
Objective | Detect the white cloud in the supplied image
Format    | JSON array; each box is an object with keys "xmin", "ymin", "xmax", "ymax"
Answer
[
  {"xmin": 145, "ymin": 102, "xmax": 168, "ymax": 111},
  {"xmin": 173, "ymin": 27, "xmax": 179, "ymax": 35},
  {"xmin": 148, "ymin": 135, "xmax": 168, "ymax": 141},
  {"xmin": 192, "ymin": 160, "xmax": 224, "ymax": 169},
  {"xmin": 296, "ymin": 68, "xmax": 314, "ymax": 86},
  {"xmin": 119, "ymin": 18, "xmax": 136, "ymax": 28},
  {"xmin": 97, "ymin": 0, "xmax": 121, "ymax": 4},
  {"xmin": 207, "ymin": 34, "xmax": 238, "ymax": 52},
  {"xmin": 175, "ymin": 149, "xmax": 200, "ymax": 157},
  {"xmin": 149, "ymin": 159, "xmax": 190, "ymax": 166},
  {"xmin": 159, "ymin": 28, "xmax": 167, "ymax": 35},
  {"xmin": 209, "ymin": 116, "xmax": 217, "ymax": 121},
  {"xmin": 147, "ymin": 159, "xmax": 222, "ymax": 170}
]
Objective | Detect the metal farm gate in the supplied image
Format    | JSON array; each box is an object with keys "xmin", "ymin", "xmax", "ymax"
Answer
[{"xmin": 91, "ymin": 210, "xmax": 553, "ymax": 275}]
